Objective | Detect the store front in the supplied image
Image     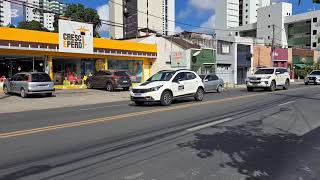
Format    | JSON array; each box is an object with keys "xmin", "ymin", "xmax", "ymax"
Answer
[
  {"xmin": 0, "ymin": 55, "xmax": 45, "ymax": 78},
  {"xmin": 0, "ymin": 27, "xmax": 157, "ymax": 89}
]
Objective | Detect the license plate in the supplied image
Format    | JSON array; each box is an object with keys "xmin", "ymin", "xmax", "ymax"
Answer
[
  {"xmin": 134, "ymin": 93, "xmax": 142, "ymax": 96},
  {"xmin": 38, "ymin": 84, "xmax": 49, "ymax": 87},
  {"xmin": 250, "ymin": 80, "xmax": 260, "ymax": 83},
  {"xmin": 123, "ymin": 81, "xmax": 128, "ymax": 83}
]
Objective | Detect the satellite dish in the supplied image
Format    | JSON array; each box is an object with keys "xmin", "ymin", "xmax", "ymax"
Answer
[{"xmin": 193, "ymin": 51, "xmax": 201, "ymax": 57}]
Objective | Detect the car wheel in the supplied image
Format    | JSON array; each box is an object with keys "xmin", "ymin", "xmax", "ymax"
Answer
[
  {"xmin": 46, "ymin": 93, "xmax": 53, "ymax": 97},
  {"xmin": 160, "ymin": 90, "xmax": 173, "ymax": 106},
  {"xmin": 106, "ymin": 83, "xmax": 114, "ymax": 92},
  {"xmin": 217, "ymin": 85, "xmax": 223, "ymax": 93},
  {"xmin": 269, "ymin": 81, "xmax": 276, "ymax": 92},
  {"xmin": 194, "ymin": 88, "xmax": 204, "ymax": 101},
  {"xmin": 134, "ymin": 101, "xmax": 144, "ymax": 106},
  {"xmin": 283, "ymin": 79, "xmax": 290, "ymax": 90},
  {"xmin": 20, "ymin": 88, "xmax": 27, "ymax": 98},
  {"xmin": 247, "ymin": 87, "xmax": 254, "ymax": 92},
  {"xmin": 86, "ymin": 82, "xmax": 93, "ymax": 89},
  {"xmin": 3, "ymin": 85, "xmax": 9, "ymax": 95},
  {"xmin": 305, "ymin": 82, "xmax": 308, "ymax": 85}
]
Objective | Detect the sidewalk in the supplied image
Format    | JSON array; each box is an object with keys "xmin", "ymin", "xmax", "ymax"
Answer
[{"xmin": 0, "ymin": 89, "xmax": 130, "ymax": 114}]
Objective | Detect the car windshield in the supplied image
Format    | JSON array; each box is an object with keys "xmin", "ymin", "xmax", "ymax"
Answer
[
  {"xmin": 114, "ymin": 71, "xmax": 129, "ymax": 77},
  {"xmin": 199, "ymin": 75, "xmax": 206, "ymax": 80},
  {"xmin": 310, "ymin": 71, "xmax": 320, "ymax": 75},
  {"xmin": 31, "ymin": 73, "xmax": 51, "ymax": 82},
  {"xmin": 255, "ymin": 69, "xmax": 274, "ymax": 75},
  {"xmin": 147, "ymin": 71, "xmax": 175, "ymax": 82}
]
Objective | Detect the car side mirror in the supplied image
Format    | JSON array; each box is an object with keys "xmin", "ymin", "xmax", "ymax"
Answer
[{"xmin": 203, "ymin": 79, "xmax": 209, "ymax": 82}]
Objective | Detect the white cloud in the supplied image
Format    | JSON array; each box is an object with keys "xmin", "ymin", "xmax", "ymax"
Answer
[
  {"xmin": 188, "ymin": 0, "xmax": 216, "ymax": 11},
  {"xmin": 175, "ymin": 26, "xmax": 184, "ymax": 34},
  {"xmin": 96, "ymin": 3, "xmax": 109, "ymax": 34},
  {"xmin": 177, "ymin": 8, "xmax": 192, "ymax": 19},
  {"xmin": 196, "ymin": 15, "xmax": 215, "ymax": 33}
]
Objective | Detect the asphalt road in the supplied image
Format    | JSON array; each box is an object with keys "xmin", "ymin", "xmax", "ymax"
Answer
[{"xmin": 0, "ymin": 84, "xmax": 320, "ymax": 180}]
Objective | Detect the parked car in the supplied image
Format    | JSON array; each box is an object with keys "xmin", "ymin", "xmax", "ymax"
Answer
[
  {"xmin": 304, "ymin": 70, "xmax": 320, "ymax": 85},
  {"xmin": 246, "ymin": 67, "xmax": 290, "ymax": 92},
  {"xmin": 130, "ymin": 70, "xmax": 205, "ymax": 106},
  {"xmin": 86, "ymin": 70, "xmax": 132, "ymax": 91},
  {"xmin": 3, "ymin": 72, "xmax": 55, "ymax": 98},
  {"xmin": 199, "ymin": 74, "xmax": 224, "ymax": 93}
]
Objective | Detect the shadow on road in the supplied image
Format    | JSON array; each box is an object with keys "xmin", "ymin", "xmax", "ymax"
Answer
[{"xmin": 177, "ymin": 120, "xmax": 320, "ymax": 180}]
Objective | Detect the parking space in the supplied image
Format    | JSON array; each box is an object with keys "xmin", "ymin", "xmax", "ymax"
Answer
[{"xmin": 0, "ymin": 89, "xmax": 130, "ymax": 114}]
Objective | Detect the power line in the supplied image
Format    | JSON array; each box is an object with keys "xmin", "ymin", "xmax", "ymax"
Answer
[{"xmin": 108, "ymin": 0, "xmax": 238, "ymax": 32}]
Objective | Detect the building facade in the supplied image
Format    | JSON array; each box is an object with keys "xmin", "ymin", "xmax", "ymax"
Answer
[
  {"xmin": 0, "ymin": 0, "xmax": 11, "ymax": 26},
  {"xmin": 24, "ymin": 0, "xmax": 66, "ymax": 31},
  {"xmin": 230, "ymin": 2, "xmax": 320, "ymax": 50},
  {"xmin": 109, "ymin": 0, "xmax": 175, "ymax": 39},
  {"xmin": 216, "ymin": 0, "xmax": 271, "ymax": 36},
  {"xmin": 0, "ymin": 27, "xmax": 157, "ymax": 88}
]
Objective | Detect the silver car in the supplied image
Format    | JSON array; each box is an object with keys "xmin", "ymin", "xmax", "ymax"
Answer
[
  {"xmin": 199, "ymin": 74, "xmax": 224, "ymax": 93},
  {"xmin": 305, "ymin": 70, "xmax": 320, "ymax": 85},
  {"xmin": 3, "ymin": 72, "xmax": 55, "ymax": 98}
]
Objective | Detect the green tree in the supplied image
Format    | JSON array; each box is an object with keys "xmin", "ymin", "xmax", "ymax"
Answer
[
  {"xmin": 18, "ymin": 21, "xmax": 49, "ymax": 31},
  {"xmin": 54, "ymin": 4, "xmax": 102, "ymax": 37},
  {"xmin": 7, "ymin": 24, "xmax": 15, "ymax": 28}
]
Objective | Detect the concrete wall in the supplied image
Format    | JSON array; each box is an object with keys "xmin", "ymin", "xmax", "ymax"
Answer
[
  {"xmin": 138, "ymin": 0, "xmax": 163, "ymax": 35},
  {"xmin": 138, "ymin": 35, "xmax": 191, "ymax": 76},
  {"xmin": 257, "ymin": 2, "xmax": 292, "ymax": 47},
  {"xmin": 253, "ymin": 45, "xmax": 272, "ymax": 71},
  {"xmin": 109, "ymin": 0, "xmax": 124, "ymax": 39},
  {"xmin": 0, "ymin": 1, "xmax": 11, "ymax": 26}
]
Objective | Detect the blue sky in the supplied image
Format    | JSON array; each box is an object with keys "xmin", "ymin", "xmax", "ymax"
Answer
[{"xmin": 11, "ymin": 0, "xmax": 320, "ymax": 37}]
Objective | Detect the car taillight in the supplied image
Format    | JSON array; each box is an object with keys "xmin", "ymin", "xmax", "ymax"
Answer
[
  {"xmin": 28, "ymin": 75, "xmax": 32, "ymax": 82},
  {"xmin": 112, "ymin": 76, "xmax": 121, "ymax": 79}
]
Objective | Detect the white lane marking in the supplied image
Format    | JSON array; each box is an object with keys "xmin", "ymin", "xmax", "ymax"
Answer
[
  {"xmin": 80, "ymin": 104, "xmax": 124, "ymax": 111},
  {"xmin": 186, "ymin": 118, "xmax": 233, "ymax": 132},
  {"xmin": 278, "ymin": 101, "xmax": 295, "ymax": 107}
]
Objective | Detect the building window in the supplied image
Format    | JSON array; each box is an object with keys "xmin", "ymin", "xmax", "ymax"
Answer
[
  {"xmin": 268, "ymin": 14, "xmax": 271, "ymax": 17},
  {"xmin": 313, "ymin": 42, "xmax": 317, "ymax": 47},
  {"xmin": 246, "ymin": 21, "xmax": 248, "ymax": 24},
  {"xmin": 268, "ymin": 36, "xmax": 270, "ymax": 39},
  {"xmin": 246, "ymin": 15, "xmax": 248, "ymax": 18},
  {"xmin": 268, "ymin": 25, "xmax": 270, "ymax": 28},
  {"xmin": 246, "ymin": 10, "xmax": 248, "ymax": 12},
  {"xmin": 313, "ymin": 17, "xmax": 318, "ymax": 23},
  {"xmin": 313, "ymin": 30, "xmax": 317, "ymax": 35}
]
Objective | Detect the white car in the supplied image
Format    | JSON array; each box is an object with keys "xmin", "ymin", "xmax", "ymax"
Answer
[
  {"xmin": 130, "ymin": 70, "xmax": 205, "ymax": 106},
  {"xmin": 246, "ymin": 67, "xmax": 290, "ymax": 92},
  {"xmin": 305, "ymin": 70, "xmax": 320, "ymax": 85}
]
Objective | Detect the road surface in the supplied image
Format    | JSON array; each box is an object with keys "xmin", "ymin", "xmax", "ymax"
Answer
[{"xmin": 0, "ymin": 84, "xmax": 320, "ymax": 180}]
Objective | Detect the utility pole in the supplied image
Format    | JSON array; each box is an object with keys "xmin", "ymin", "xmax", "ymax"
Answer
[
  {"xmin": 271, "ymin": 24, "xmax": 276, "ymax": 66},
  {"xmin": 146, "ymin": 0, "xmax": 149, "ymax": 36}
]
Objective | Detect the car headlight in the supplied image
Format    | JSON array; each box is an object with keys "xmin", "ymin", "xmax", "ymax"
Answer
[{"xmin": 150, "ymin": 85, "xmax": 163, "ymax": 91}]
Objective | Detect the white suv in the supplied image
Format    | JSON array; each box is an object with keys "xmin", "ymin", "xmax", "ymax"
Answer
[
  {"xmin": 246, "ymin": 67, "xmax": 290, "ymax": 92},
  {"xmin": 130, "ymin": 70, "xmax": 205, "ymax": 106}
]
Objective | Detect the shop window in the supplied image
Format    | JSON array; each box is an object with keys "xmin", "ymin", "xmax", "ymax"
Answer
[
  {"xmin": 108, "ymin": 59, "xmax": 143, "ymax": 83},
  {"xmin": 313, "ymin": 30, "xmax": 317, "ymax": 35}
]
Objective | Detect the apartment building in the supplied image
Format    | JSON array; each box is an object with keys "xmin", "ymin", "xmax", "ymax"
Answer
[
  {"xmin": 229, "ymin": 2, "xmax": 320, "ymax": 50},
  {"xmin": 0, "ymin": 0, "xmax": 11, "ymax": 26},
  {"xmin": 24, "ymin": 0, "xmax": 66, "ymax": 31},
  {"xmin": 216, "ymin": 0, "xmax": 271, "ymax": 36},
  {"xmin": 109, "ymin": 0, "xmax": 175, "ymax": 39}
]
